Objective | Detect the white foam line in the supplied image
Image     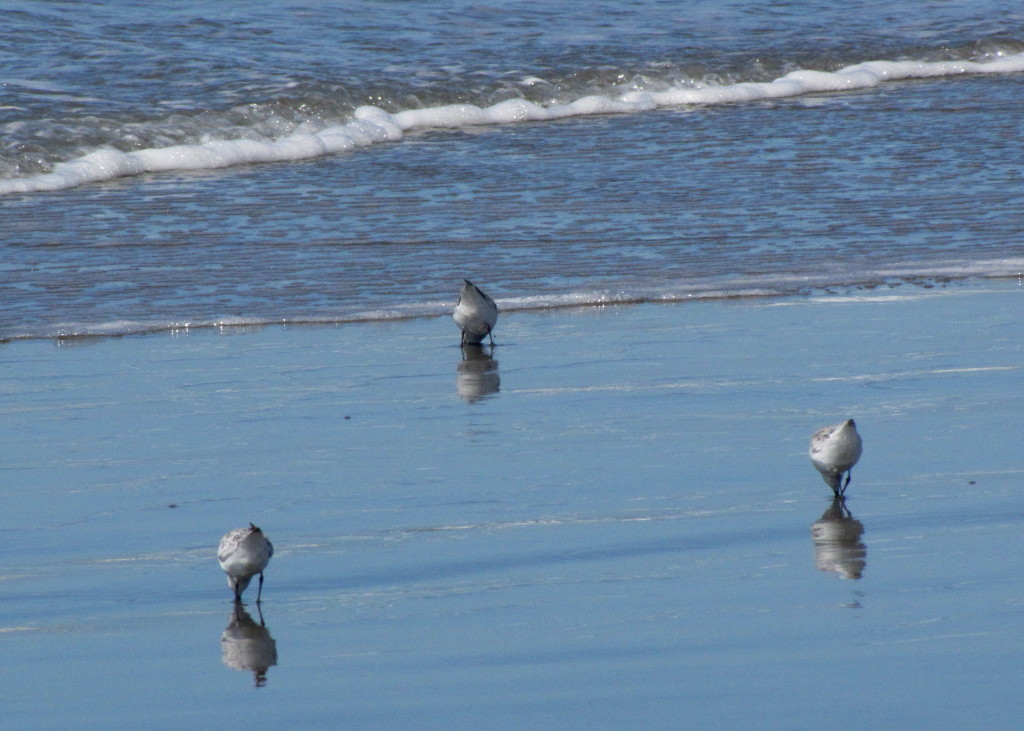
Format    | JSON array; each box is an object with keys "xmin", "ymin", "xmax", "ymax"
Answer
[
  {"xmin": 0, "ymin": 115, "xmax": 405, "ymax": 194},
  {"xmin": 2, "ymin": 52, "xmax": 1023, "ymax": 194}
]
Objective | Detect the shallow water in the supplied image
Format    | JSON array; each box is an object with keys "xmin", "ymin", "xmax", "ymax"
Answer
[{"xmin": 3, "ymin": 283, "xmax": 1023, "ymax": 727}]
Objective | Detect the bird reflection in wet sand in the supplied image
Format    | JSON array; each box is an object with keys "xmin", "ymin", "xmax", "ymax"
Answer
[
  {"xmin": 453, "ymin": 280, "xmax": 498, "ymax": 346},
  {"xmin": 221, "ymin": 603, "xmax": 278, "ymax": 687},
  {"xmin": 809, "ymin": 419, "xmax": 863, "ymax": 498},
  {"xmin": 456, "ymin": 344, "xmax": 500, "ymax": 402},
  {"xmin": 811, "ymin": 497, "xmax": 866, "ymax": 580},
  {"xmin": 218, "ymin": 523, "xmax": 274, "ymax": 603}
]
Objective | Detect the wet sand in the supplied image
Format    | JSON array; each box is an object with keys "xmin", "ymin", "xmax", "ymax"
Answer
[{"xmin": 2, "ymin": 280, "xmax": 1023, "ymax": 728}]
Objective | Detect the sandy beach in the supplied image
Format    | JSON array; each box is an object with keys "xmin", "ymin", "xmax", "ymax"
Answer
[{"xmin": 2, "ymin": 279, "xmax": 1022, "ymax": 728}]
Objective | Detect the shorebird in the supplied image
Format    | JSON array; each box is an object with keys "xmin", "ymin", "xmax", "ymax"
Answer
[
  {"xmin": 453, "ymin": 280, "xmax": 498, "ymax": 345},
  {"xmin": 809, "ymin": 419, "xmax": 863, "ymax": 497},
  {"xmin": 218, "ymin": 524, "xmax": 274, "ymax": 603}
]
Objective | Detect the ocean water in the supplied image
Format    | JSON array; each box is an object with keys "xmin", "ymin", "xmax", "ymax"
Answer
[{"xmin": 2, "ymin": 0, "xmax": 1023, "ymax": 341}]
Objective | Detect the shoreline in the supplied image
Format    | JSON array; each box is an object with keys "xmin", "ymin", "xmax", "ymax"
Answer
[{"xmin": 3, "ymin": 273, "xmax": 1019, "ymax": 345}]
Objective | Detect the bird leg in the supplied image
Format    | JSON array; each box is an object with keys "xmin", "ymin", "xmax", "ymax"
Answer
[
  {"xmin": 833, "ymin": 470, "xmax": 852, "ymax": 499},
  {"xmin": 256, "ymin": 572, "xmax": 265, "ymax": 603}
]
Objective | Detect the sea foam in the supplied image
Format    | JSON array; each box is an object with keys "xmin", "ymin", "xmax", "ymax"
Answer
[{"xmin": 2, "ymin": 53, "xmax": 1023, "ymax": 195}]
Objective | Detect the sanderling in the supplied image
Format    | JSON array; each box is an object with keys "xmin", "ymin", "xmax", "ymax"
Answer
[
  {"xmin": 453, "ymin": 280, "xmax": 498, "ymax": 346},
  {"xmin": 218, "ymin": 523, "xmax": 274, "ymax": 603},
  {"xmin": 809, "ymin": 419, "xmax": 863, "ymax": 497}
]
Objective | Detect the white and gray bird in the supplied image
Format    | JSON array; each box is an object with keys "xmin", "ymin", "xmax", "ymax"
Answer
[
  {"xmin": 453, "ymin": 280, "xmax": 498, "ymax": 346},
  {"xmin": 218, "ymin": 524, "xmax": 274, "ymax": 603},
  {"xmin": 809, "ymin": 419, "xmax": 863, "ymax": 497}
]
